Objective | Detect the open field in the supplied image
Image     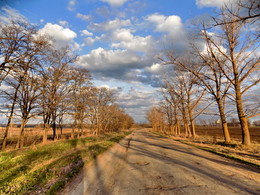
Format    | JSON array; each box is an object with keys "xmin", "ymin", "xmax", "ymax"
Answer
[
  {"xmin": 154, "ymin": 127, "xmax": 260, "ymax": 166},
  {"xmin": 195, "ymin": 126, "xmax": 260, "ymax": 143},
  {"xmin": 0, "ymin": 127, "xmax": 88, "ymax": 138},
  {"xmin": 0, "ymin": 127, "xmax": 92, "ymax": 150},
  {"xmin": 0, "ymin": 130, "xmax": 132, "ymax": 194}
]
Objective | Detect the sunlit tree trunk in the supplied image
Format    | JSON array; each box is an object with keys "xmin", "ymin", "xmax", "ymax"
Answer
[
  {"xmin": 16, "ymin": 118, "xmax": 27, "ymax": 149},
  {"xmin": 235, "ymin": 84, "xmax": 250, "ymax": 145},
  {"xmin": 187, "ymin": 102, "xmax": 196, "ymax": 138},
  {"xmin": 42, "ymin": 125, "xmax": 48, "ymax": 144},
  {"xmin": 217, "ymin": 98, "xmax": 231, "ymax": 143},
  {"xmin": 2, "ymin": 85, "xmax": 19, "ymax": 150},
  {"xmin": 181, "ymin": 100, "xmax": 190, "ymax": 137}
]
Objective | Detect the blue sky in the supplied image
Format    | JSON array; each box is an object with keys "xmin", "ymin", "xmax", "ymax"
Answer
[{"xmin": 0, "ymin": 0, "xmax": 234, "ymax": 122}]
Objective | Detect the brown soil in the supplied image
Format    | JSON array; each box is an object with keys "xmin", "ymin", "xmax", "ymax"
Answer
[{"xmin": 195, "ymin": 126, "xmax": 260, "ymax": 143}]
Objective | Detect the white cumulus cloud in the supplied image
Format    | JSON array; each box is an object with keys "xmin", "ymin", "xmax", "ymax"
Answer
[
  {"xmin": 89, "ymin": 18, "xmax": 131, "ymax": 31},
  {"xmin": 146, "ymin": 13, "xmax": 165, "ymax": 24},
  {"xmin": 196, "ymin": 0, "xmax": 236, "ymax": 8},
  {"xmin": 59, "ymin": 20, "xmax": 68, "ymax": 27},
  {"xmin": 78, "ymin": 47, "xmax": 140, "ymax": 71},
  {"xmin": 101, "ymin": 0, "xmax": 129, "ymax": 7},
  {"xmin": 111, "ymin": 28, "xmax": 153, "ymax": 52},
  {"xmin": 82, "ymin": 37, "xmax": 95, "ymax": 46},
  {"xmin": 76, "ymin": 13, "xmax": 92, "ymax": 21},
  {"xmin": 38, "ymin": 23, "xmax": 79, "ymax": 50},
  {"xmin": 80, "ymin": 29, "xmax": 93, "ymax": 36},
  {"xmin": 147, "ymin": 13, "xmax": 183, "ymax": 35},
  {"xmin": 145, "ymin": 63, "xmax": 162, "ymax": 73}
]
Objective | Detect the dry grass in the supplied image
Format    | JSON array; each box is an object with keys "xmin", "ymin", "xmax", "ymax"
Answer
[
  {"xmin": 0, "ymin": 127, "xmax": 92, "ymax": 150},
  {"xmin": 170, "ymin": 135, "xmax": 260, "ymax": 166},
  {"xmin": 153, "ymin": 126, "xmax": 260, "ymax": 166}
]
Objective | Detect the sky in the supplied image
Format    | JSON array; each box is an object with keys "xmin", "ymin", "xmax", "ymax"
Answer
[{"xmin": 0, "ymin": 0, "xmax": 236, "ymax": 123}]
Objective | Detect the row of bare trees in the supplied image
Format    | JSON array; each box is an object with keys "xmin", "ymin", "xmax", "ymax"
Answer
[
  {"xmin": 147, "ymin": 69, "xmax": 207, "ymax": 139},
  {"xmin": 0, "ymin": 20, "xmax": 133, "ymax": 150},
  {"xmin": 149, "ymin": 0, "xmax": 259, "ymax": 145}
]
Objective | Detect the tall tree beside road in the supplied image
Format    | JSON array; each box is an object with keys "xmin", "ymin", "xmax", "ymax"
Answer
[
  {"xmin": 39, "ymin": 47, "xmax": 76, "ymax": 141},
  {"xmin": 69, "ymin": 67, "xmax": 92, "ymax": 138},
  {"xmin": 203, "ymin": 5, "xmax": 259, "ymax": 145},
  {"xmin": 0, "ymin": 20, "xmax": 49, "ymax": 149},
  {"xmin": 159, "ymin": 2, "xmax": 259, "ymax": 145}
]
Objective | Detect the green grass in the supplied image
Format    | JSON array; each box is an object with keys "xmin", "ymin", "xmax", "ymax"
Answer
[{"xmin": 0, "ymin": 131, "xmax": 132, "ymax": 194}]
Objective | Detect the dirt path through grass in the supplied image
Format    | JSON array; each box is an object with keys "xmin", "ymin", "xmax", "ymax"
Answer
[{"xmin": 61, "ymin": 129, "xmax": 260, "ymax": 195}]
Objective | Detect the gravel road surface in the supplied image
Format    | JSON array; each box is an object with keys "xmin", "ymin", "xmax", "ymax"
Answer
[{"xmin": 60, "ymin": 129, "xmax": 260, "ymax": 195}]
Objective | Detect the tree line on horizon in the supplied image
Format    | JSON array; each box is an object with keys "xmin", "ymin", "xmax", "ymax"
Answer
[
  {"xmin": 147, "ymin": 0, "xmax": 260, "ymax": 145},
  {"xmin": 0, "ymin": 20, "xmax": 133, "ymax": 150}
]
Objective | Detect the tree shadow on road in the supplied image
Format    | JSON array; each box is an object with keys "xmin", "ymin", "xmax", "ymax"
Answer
[{"xmin": 124, "ymin": 132, "xmax": 260, "ymax": 194}]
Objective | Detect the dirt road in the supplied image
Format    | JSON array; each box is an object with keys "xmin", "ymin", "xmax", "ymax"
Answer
[{"xmin": 61, "ymin": 129, "xmax": 260, "ymax": 195}]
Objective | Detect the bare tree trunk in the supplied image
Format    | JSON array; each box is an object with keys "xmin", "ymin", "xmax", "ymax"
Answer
[
  {"xmin": 42, "ymin": 125, "xmax": 48, "ymax": 144},
  {"xmin": 60, "ymin": 125, "xmax": 63, "ymax": 138},
  {"xmin": 187, "ymin": 103, "xmax": 196, "ymax": 138},
  {"xmin": 71, "ymin": 127, "xmax": 75, "ymax": 139},
  {"xmin": 2, "ymin": 123, "xmax": 11, "ymax": 150},
  {"xmin": 174, "ymin": 105, "xmax": 180, "ymax": 135},
  {"xmin": 77, "ymin": 127, "xmax": 80, "ymax": 138},
  {"xmin": 217, "ymin": 99, "xmax": 231, "ymax": 143},
  {"xmin": 177, "ymin": 122, "xmax": 181, "ymax": 135},
  {"xmin": 181, "ymin": 104, "xmax": 190, "ymax": 137},
  {"xmin": 170, "ymin": 125, "xmax": 174, "ymax": 135},
  {"xmin": 2, "ymin": 106, "xmax": 14, "ymax": 150},
  {"xmin": 96, "ymin": 115, "xmax": 100, "ymax": 136},
  {"xmin": 16, "ymin": 118, "xmax": 27, "ymax": 149},
  {"xmin": 235, "ymin": 85, "xmax": 250, "ymax": 145},
  {"xmin": 52, "ymin": 121, "xmax": 57, "ymax": 140},
  {"xmin": 190, "ymin": 120, "xmax": 196, "ymax": 138},
  {"xmin": 71, "ymin": 120, "xmax": 76, "ymax": 139},
  {"xmin": 2, "ymin": 84, "xmax": 20, "ymax": 150}
]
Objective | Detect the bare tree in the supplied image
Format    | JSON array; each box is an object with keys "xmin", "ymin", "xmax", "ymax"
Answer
[
  {"xmin": 93, "ymin": 87, "xmax": 115, "ymax": 135},
  {"xmin": 121, "ymin": 112, "xmax": 134, "ymax": 130},
  {"xmin": 69, "ymin": 67, "xmax": 92, "ymax": 138},
  {"xmin": 0, "ymin": 20, "xmax": 48, "ymax": 85},
  {"xmin": 0, "ymin": 20, "xmax": 49, "ymax": 149},
  {"xmin": 147, "ymin": 106, "xmax": 165, "ymax": 133},
  {"xmin": 212, "ymin": 0, "xmax": 260, "ymax": 25},
  {"xmin": 0, "ymin": 75, "xmax": 20, "ymax": 150},
  {"xmin": 163, "ymin": 47, "xmax": 232, "ymax": 143},
  {"xmin": 162, "ymin": 81, "xmax": 181, "ymax": 135},
  {"xmin": 39, "ymin": 47, "xmax": 76, "ymax": 142},
  {"xmin": 86, "ymin": 87, "xmax": 131, "ymax": 135},
  {"xmin": 176, "ymin": 73, "xmax": 191, "ymax": 137},
  {"xmin": 201, "ymin": 6, "xmax": 259, "ymax": 145},
  {"xmin": 159, "ymin": 99, "xmax": 175, "ymax": 135},
  {"xmin": 15, "ymin": 75, "xmax": 41, "ymax": 148}
]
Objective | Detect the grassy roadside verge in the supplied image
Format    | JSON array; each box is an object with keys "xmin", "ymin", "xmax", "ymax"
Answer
[
  {"xmin": 151, "ymin": 131, "xmax": 260, "ymax": 168},
  {"xmin": 0, "ymin": 131, "xmax": 132, "ymax": 194},
  {"xmin": 178, "ymin": 140, "xmax": 260, "ymax": 168}
]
